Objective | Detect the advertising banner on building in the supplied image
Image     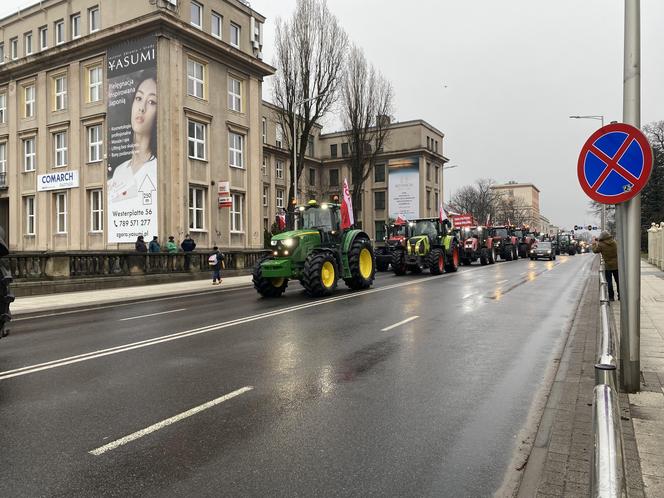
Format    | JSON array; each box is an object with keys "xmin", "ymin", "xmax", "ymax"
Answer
[
  {"xmin": 37, "ymin": 170, "xmax": 79, "ymax": 191},
  {"xmin": 106, "ymin": 35, "xmax": 158, "ymax": 243},
  {"xmin": 218, "ymin": 181, "xmax": 232, "ymax": 208},
  {"xmin": 388, "ymin": 157, "xmax": 420, "ymax": 220}
]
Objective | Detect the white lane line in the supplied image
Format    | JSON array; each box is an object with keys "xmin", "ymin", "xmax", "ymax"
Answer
[
  {"xmin": 1, "ymin": 265, "xmax": 493, "ymax": 381},
  {"xmin": 496, "ymin": 279, "xmax": 508, "ymax": 284},
  {"xmin": 89, "ymin": 386, "xmax": 253, "ymax": 456},
  {"xmin": 381, "ymin": 316, "xmax": 419, "ymax": 332},
  {"xmin": 119, "ymin": 308, "xmax": 186, "ymax": 321}
]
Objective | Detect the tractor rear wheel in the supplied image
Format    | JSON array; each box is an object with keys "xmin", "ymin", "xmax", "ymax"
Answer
[
  {"xmin": 302, "ymin": 251, "xmax": 338, "ymax": 297},
  {"xmin": 512, "ymin": 246, "xmax": 519, "ymax": 260},
  {"xmin": 428, "ymin": 248, "xmax": 445, "ymax": 275},
  {"xmin": 252, "ymin": 258, "xmax": 289, "ymax": 297},
  {"xmin": 444, "ymin": 243, "xmax": 459, "ymax": 273},
  {"xmin": 392, "ymin": 248, "xmax": 407, "ymax": 275},
  {"xmin": 345, "ymin": 238, "xmax": 376, "ymax": 290}
]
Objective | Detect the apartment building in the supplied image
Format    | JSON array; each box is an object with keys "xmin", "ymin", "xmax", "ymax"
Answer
[
  {"xmin": 491, "ymin": 181, "xmax": 552, "ymax": 232},
  {"xmin": 0, "ymin": 0, "xmax": 273, "ymax": 251}
]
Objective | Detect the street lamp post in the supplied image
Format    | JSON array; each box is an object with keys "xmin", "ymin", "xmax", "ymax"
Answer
[
  {"xmin": 442, "ymin": 164, "xmax": 460, "ymax": 208},
  {"xmin": 292, "ymin": 95, "xmax": 320, "ymax": 229},
  {"xmin": 569, "ymin": 115, "xmax": 606, "ymax": 231}
]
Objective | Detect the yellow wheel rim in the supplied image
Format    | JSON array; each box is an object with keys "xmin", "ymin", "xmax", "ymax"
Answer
[
  {"xmin": 270, "ymin": 278, "xmax": 285, "ymax": 288},
  {"xmin": 359, "ymin": 248, "xmax": 372, "ymax": 279},
  {"xmin": 321, "ymin": 261, "xmax": 335, "ymax": 288}
]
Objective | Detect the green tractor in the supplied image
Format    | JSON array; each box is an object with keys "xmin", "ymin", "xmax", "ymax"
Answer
[
  {"xmin": 392, "ymin": 218, "xmax": 460, "ymax": 275},
  {"xmin": 253, "ymin": 200, "xmax": 376, "ymax": 297}
]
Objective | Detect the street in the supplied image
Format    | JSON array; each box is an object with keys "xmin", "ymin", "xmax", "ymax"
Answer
[{"xmin": 1, "ymin": 254, "xmax": 594, "ymax": 497}]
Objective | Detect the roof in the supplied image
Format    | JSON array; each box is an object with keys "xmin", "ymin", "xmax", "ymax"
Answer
[{"xmin": 490, "ymin": 183, "xmax": 541, "ymax": 193}]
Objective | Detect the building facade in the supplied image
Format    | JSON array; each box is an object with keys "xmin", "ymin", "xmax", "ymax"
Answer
[{"xmin": 491, "ymin": 181, "xmax": 552, "ymax": 232}]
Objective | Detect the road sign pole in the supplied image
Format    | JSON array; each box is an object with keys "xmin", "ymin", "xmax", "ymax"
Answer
[{"xmin": 619, "ymin": 0, "xmax": 641, "ymax": 393}]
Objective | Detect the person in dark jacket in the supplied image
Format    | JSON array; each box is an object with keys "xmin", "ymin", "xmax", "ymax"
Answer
[
  {"xmin": 592, "ymin": 231, "xmax": 619, "ymax": 300},
  {"xmin": 181, "ymin": 234, "xmax": 196, "ymax": 270},
  {"xmin": 209, "ymin": 246, "xmax": 224, "ymax": 285},
  {"xmin": 149, "ymin": 236, "xmax": 161, "ymax": 253},
  {"xmin": 135, "ymin": 235, "xmax": 148, "ymax": 253}
]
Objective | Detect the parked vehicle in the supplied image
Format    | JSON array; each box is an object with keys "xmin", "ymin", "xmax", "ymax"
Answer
[
  {"xmin": 489, "ymin": 226, "xmax": 519, "ymax": 261},
  {"xmin": 375, "ymin": 221, "xmax": 410, "ymax": 271},
  {"xmin": 392, "ymin": 218, "xmax": 460, "ymax": 275},
  {"xmin": 529, "ymin": 240, "xmax": 556, "ymax": 260}
]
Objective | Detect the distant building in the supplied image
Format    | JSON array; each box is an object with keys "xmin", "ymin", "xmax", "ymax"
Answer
[{"xmin": 491, "ymin": 181, "xmax": 552, "ymax": 232}]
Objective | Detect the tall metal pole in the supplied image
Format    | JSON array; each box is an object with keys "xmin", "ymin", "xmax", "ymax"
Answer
[
  {"xmin": 619, "ymin": 0, "xmax": 641, "ymax": 392},
  {"xmin": 599, "ymin": 116, "xmax": 607, "ymax": 232},
  {"xmin": 293, "ymin": 119, "xmax": 298, "ymax": 229}
]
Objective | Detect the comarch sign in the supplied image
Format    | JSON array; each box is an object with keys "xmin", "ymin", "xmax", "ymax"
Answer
[{"xmin": 37, "ymin": 170, "xmax": 79, "ymax": 191}]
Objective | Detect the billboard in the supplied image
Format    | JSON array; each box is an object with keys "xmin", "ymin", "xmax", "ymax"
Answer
[
  {"xmin": 106, "ymin": 35, "xmax": 158, "ymax": 243},
  {"xmin": 451, "ymin": 214, "xmax": 475, "ymax": 227},
  {"xmin": 388, "ymin": 157, "xmax": 420, "ymax": 219}
]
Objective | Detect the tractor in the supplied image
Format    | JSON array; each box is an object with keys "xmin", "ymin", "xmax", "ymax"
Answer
[
  {"xmin": 513, "ymin": 227, "xmax": 538, "ymax": 258},
  {"xmin": 252, "ymin": 201, "xmax": 376, "ymax": 297},
  {"xmin": 556, "ymin": 233, "xmax": 577, "ymax": 256},
  {"xmin": 488, "ymin": 225, "xmax": 519, "ymax": 261},
  {"xmin": 391, "ymin": 218, "xmax": 460, "ymax": 275},
  {"xmin": 460, "ymin": 226, "xmax": 496, "ymax": 265},
  {"xmin": 375, "ymin": 221, "xmax": 410, "ymax": 272}
]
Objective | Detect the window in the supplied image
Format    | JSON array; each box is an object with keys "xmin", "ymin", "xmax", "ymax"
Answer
[
  {"xmin": 262, "ymin": 186, "xmax": 268, "ymax": 207},
  {"xmin": 427, "ymin": 136, "xmax": 430, "ymax": 150},
  {"xmin": 435, "ymin": 165, "xmax": 439, "ymax": 184},
  {"xmin": 329, "ymin": 169, "xmax": 339, "ymax": 187},
  {"xmin": 54, "ymin": 75, "xmax": 67, "ymax": 111},
  {"xmin": 435, "ymin": 192, "xmax": 439, "ymax": 212},
  {"xmin": 24, "ymin": 33, "xmax": 32, "ymax": 56},
  {"xmin": 188, "ymin": 187, "xmax": 205, "ymax": 230},
  {"xmin": 426, "ymin": 162, "xmax": 431, "ymax": 181},
  {"xmin": 341, "ymin": 142, "xmax": 349, "ymax": 157},
  {"xmin": 190, "ymin": 1, "xmax": 202, "ymax": 29},
  {"xmin": 307, "ymin": 135, "xmax": 314, "ymax": 157},
  {"xmin": 276, "ymin": 160, "xmax": 284, "ymax": 179},
  {"xmin": 187, "ymin": 59, "xmax": 205, "ymax": 99},
  {"xmin": 55, "ymin": 20, "xmax": 65, "ymax": 45},
  {"xmin": 0, "ymin": 142, "xmax": 6, "ymax": 173},
  {"xmin": 228, "ymin": 132, "xmax": 244, "ymax": 168},
  {"xmin": 435, "ymin": 140, "xmax": 439, "ymax": 152},
  {"xmin": 330, "ymin": 144, "xmax": 337, "ymax": 158},
  {"xmin": 0, "ymin": 43, "xmax": 4, "ymax": 63},
  {"xmin": 88, "ymin": 125, "xmax": 102, "ymax": 162},
  {"xmin": 309, "ymin": 168, "xmax": 316, "ymax": 186},
  {"xmin": 0, "ymin": 93, "xmax": 5, "ymax": 123},
  {"xmin": 374, "ymin": 163, "xmax": 385, "ymax": 183},
  {"xmin": 88, "ymin": 65, "xmax": 102, "ymax": 102},
  {"xmin": 55, "ymin": 192, "xmax": 67, "ymax": 233},
  {"xmin": 276, "ymin": 188, "xmax": 284, "ymax": 209},
  {"xmin": 25, "ymin": 196, "xmax": 36, "ymax": 235},
  {"xmin": 54, "ymin": 131, "xmax": 68, "ymax": 167},
  {"xmin": 187, "ymin": 120, "xmax": 206, "ymax": 160},
  {"xmin": 261, "ymin": 155, "xmax": 267, "ymax": 176},
  {"xmin": 231, "ymin": 193, "xmax": 243, "ymax": 232},
  {"xmin": 230, "ymin": 22, "xmax": 240, "ymax": 48},
  {"xmin": 228, "ymin": 77, "xmax": 242, "ymax": 111},
  {"xmin": 23, "ymin": 138, "xmax": 36, "ymax": 171},
  {"xmin": 426, "ymin": 190, "xmax": 431, "ymax": 210},
  {"xmin": 275, "ymin": 125, "xmax": 283, "ymax": 148},
  {"xmin": 374, "ymin": 191, "xmax": 385, "ymax": 210},
  {"xmin": 89, "ymin": 6, "xmax": 100, "ymax": 33},
  {"xmin": 39, "ymin": 27, "xmax": 48, "ymax": 50},
  {"xmin": 71, "ymin": 14, "xmax": 81, "ymax": 39},
  {"xmin": 24, "ymin": 85, "xmax": 35, "ymax": 117},
  {"xmin": 375, "ymin": 221, "xmax": 385, "ymax": 242},
  {"xmin": 262, "ymin": 117, "xmax": 267, "ymax": 144},
  {"xmin": 212, "ymin": 12, "xmax": 222, "ymax": 39},
  {"xmin": 10, "ymin": 38, "xmax": 18, "ymax": 60},
  {"xmin": 90, "ymin": 189, "xmax": 103, "ymax": 232}
]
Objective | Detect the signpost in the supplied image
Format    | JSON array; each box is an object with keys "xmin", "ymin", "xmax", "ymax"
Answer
[{"xmin": 218, "ymin": 181, "xmax": 232, "ymax": 208}]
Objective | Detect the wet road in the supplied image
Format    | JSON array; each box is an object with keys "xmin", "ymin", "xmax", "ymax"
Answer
[{"xmin": 0, "ymin": 254, "xmax": 594, "ymax": 497}]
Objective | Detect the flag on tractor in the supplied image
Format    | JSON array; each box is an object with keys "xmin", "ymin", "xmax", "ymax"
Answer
[
  {"xmin": 439, "ymin": 203, "xmax": 448, "ymax": 223},
  {"xmin": 276, "ymin": 210, "xmax": 286, "ymax": 231},
  {"xmin": 395, "ymin": 214, "xmax": 407, "ymax": 225},
  {"xmin": 486, "ymin": 213, "xmax": 491, "ymax": 226},
  {"xmin": 341, "ymin": 178, "xmax": 354, "ymax": 229}
]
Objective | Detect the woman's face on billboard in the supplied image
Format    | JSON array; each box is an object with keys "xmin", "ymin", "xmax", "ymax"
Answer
[{"xmin": 131, "ymin": 78, "xmax": 157, "ymax": 136}]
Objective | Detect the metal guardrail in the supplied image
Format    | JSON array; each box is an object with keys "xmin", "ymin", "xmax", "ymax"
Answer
[{"xmin": 591, "ymin": 265, "xmax": 626, "ymax": 497}]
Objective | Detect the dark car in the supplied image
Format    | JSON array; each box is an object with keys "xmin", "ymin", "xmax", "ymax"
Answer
[{"xmin": 529, "ymin": 241, "xmax": 556, "ymax": 261}]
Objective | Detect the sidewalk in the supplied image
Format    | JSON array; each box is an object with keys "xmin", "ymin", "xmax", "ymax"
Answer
[{"xmin": 11, "ymin": 274, "xmax": 254, "ymax": 316}]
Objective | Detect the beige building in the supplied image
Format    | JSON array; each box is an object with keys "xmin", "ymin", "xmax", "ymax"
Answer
[{"xmin": 491, "ymin": 181, "xmax": 551, "ymax": 232}]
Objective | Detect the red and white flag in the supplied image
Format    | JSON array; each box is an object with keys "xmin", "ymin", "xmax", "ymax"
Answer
[
  {"xmin": 439, "ymin": 203, "xmax": 448, "ymax": 223},
  {"xmin": 341, "ymin": 178, "xmax": 354, "ymax": 229},
  {"xmin": 486, "ymin": 213, "xmax": 491, "ymax": 226},
  {"xmin": 395, "ymin": 214, "xmax": 407, "ymax": 225},
  {"xmin": 277, "ymin": 210, "xmax": 286, "ymax": 231}
]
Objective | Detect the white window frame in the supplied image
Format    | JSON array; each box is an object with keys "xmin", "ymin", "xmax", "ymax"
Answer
[
  {"xmin": 88, "ymin": 66, "xmax": 102, "ymax": 103},
  {"xmin": 190, "ymin": 1, "xmax": 203, "ymax": 29},
  {"xmin": 275, "ymin": 125, "xmax": 283, "ymax": 148},
  {"xmin": 230, "ymin": 22, "xmax": 240, "ymax": 48},
  {"xmin": 261, "ymin": 155, "xmax": 267, "ymax": 176},
  {"xmin": 71, "ymin": 13, "xmax": 81, "ymax": 39},
  {"xmin": 187, "ymin": 59, "xmax": 205, "ymax": 99},
  {"xmin": 0, "ymin": 43, "xmax": 4, "ymax": 64},
  {"xmin": 89, "ymin": 6, "xmax": 100, "ymax": 33},
  {"xmin": 276, "ymin": 189, "xmax": 284, "ymax": 209},
  {"xmin": 228, "ymin": 132, "xmax": 244, "ymax": 169},
  {"xmin": 262, "ymin": 186, "xmax": 268, "ymax": 207},
  {"xmin": 90, "ymin": 189, "xmax": 103, "ymax": 232},
  {"xmin": 212, "ymin": 12, "xmax": 222, "ymax": 39},
  {"xmin": 188, "ymin": 186, "xmax": 205, "ymax": 231},
  {"xmin": 88, "ymin": 124, "xmax": 102, "ymax": 162},
  {"xmin": 23, "ymin": 138, "xmax": 36, "ymax": 172},
  {"xmin": 54, "ymin": 75, "xmax": 67, "ymax": 111},
  {"xmin": 262, "ymin": 117, "xmax": 267, "ymax": 144},
  {"xmin": 24, "ymin": 85, "xmax": 35, "ymax": 117},
  {"xmin": 187, "ymin": 120, "xmax": 206, "ymax": 160},
  {"xmin": 231, "ymin": 193, "xmax": 244, "ymax": 233},
  {"xmin": 228, "ymin": 77, "xmax": 242, "ymax": 112},
  {"xmin": 10, "ymin": 38, "xmax": 18, "ymax": 60},
  {"xmin": 55, "ymin": 20, "xmax": 65, "ymax": 46},
  {"xmin": 276, "ymin": 160, "xmax": 284, "ymax": 179},
  {"xmin": 39, "ymin": 27, "xmax": 48, "ymax": 50},
  {"xmin": 0, "ymin": 93, "xmax": 6, "ymax": 124},
  {"xmin": 54, "ymin": 131, "xmax": 68, "ymax": 167},
  {"xmin": 24, "ymin": 32, "xmax": 33, "ymax": 56},
  {"xmin": 55, "ymin": 192, "xmax": 67, "ymax": 234},
  {"xmin": 25, "ymin": 196, "xmax": 36, "ymax": 235},
  {"xmin": 0, "ymin": 142, "xmax": 6, "ymax": 173}
]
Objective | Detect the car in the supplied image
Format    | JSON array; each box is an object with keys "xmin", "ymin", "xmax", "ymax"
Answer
[{"xmin": 529, "ymin": 241, "xmax": 556, "ymax": 260}]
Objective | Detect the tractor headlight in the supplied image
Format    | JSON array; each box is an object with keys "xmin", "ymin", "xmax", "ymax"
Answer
[
  {"xmin": 283, "ymin": 238, "xmax": 296, "ymax": 248},
  {"xmin": 271, "ymin": 240, "xmax": 278, "ymax": 246}
]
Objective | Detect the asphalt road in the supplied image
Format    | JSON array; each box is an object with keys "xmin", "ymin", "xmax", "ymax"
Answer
[{"xmin": 0, "ymin": 254, "xmax": 595, "ymax": 497}]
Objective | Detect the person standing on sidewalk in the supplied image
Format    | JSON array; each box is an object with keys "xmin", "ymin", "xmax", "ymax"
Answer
[
  {"xmin": 181, "ymin": 234, "xmax": 196, "ymax": 271},
  {"xmin": 149, "ymin": 236, "xmax": 161, "ymax": 253},
  {"xmin": 135, "ymin": 235, "xmax": 148, "ymax": 253},
  {"xmin": 208, "ymin": 246, "xmax": 224, "ymax": 285},
  {"xmin": 166, "ymin": 236, "xmax": 178, "ymax": 253},
  {"xmin": 592, "ymin": 230, "xmax": 620, "ymax": 300}
]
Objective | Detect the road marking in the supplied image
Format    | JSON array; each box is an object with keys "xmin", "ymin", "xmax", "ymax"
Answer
[
  {"xmin": 496, "ymin": 279, "xmax": 508, "ymax": 284},
  {"xmin": 381, "ymin": 316, "xmax": 419, "ymax": 332},
  {"xmin": 119, "ymin": 309, "xmax": 186, "ymax": 321},
  {"xmin": 0, "ymin": 264, "xmax": 508, "ymax": 381},
  {"xmin": 89, "ymin": 386, "xmax": 253, "ymax": 456}
]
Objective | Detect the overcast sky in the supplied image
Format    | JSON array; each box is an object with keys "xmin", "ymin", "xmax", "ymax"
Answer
[{"xmin": 2, "ymin": 0, "xmax": 663, "ymax": 229}]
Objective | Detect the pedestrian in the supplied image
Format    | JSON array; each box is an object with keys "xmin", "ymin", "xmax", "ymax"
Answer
[
  {"xmin": 166, "ymin": 236, "xmax": 178, "ymax": 253},
  {"xmin": 592, "ymin": 231, "xmax": 619, "ymax": 301},
  {"xmin": 135, "ymin": 235, "xmax": 147, "ymax": 253},
  {"xmin": 149, "ymin": 236, "xmax": 161, "ymax": 253},
  {"xmin": 208, "ymin": 246, "xmax": 225, "ymax": 285},
  {"xmin": 181, "ymin": 233, "xmax": 196, "ymax": 271}
]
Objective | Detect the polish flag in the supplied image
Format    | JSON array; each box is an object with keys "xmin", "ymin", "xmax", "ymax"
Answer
[
  {"xmin": 277, "ymin": 211, "xmax": 286, "ymax": 231},
  {"xmin": 439, "ymin": 203, "xmax": 448, "ymax": 223},
  {"xmin": 395, "ymin": 214, "xmax": 407, "ymax": 225},
  {"xmin": 486, "ymin": 213, "xmax": 491, "ymax": 226},
  {"xmin": 341, "ymin": 178, "xmax": 354, "ymax": 229}
]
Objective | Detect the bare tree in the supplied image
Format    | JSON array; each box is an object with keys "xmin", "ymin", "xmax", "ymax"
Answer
[
  {"xmin": 449, "ymin": 178, "xmax": 498, "ymax": 225},
  {"xmin": 340, "ymin": 45, "xmax": 394, "ymax": 220},
  {"xmin": 272, "ymin": 0, "xmax": 348, "ymax": 221},
  {"xmin": 494, "ymin": 194, "xmax": 532, "ymax": 226}
]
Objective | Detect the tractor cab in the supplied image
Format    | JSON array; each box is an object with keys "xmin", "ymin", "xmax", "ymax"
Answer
[
  {"xmin": 298, "ymin": 201, "xmax": 342, "ymax": 247},
  {"xmin": 391, "ymin": 217, "xmax": 459, "ymax": 275}
]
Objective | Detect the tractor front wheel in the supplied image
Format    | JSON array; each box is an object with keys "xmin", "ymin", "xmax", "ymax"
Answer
[
  {"xmin": 345, "ymin": 238, "xmax": 376, "ymax": 290},
  {"xmin": 392, "ymin": 248, "xmax": 407, "ymax": 275},
  {"xmin": 253, "ymin": 258, "xmax": 289, "ymax": 298},
  {"xmin": 444, "ymin": 244, "xmax": 459, "ymax": 273},
  {"xmin": 302, "ymin": 252, "xmax": 338, "ymax": 297},
  {"xmin": 429, "ymin": 248, "xmax": 445, "ymax": 275}
]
